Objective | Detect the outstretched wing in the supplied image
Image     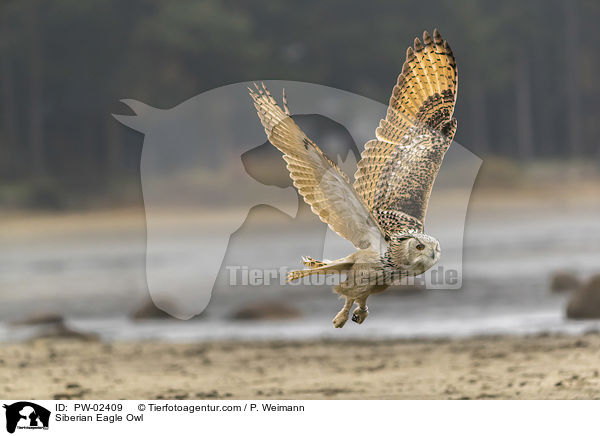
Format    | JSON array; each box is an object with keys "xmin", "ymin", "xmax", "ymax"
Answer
[
  {"xmin": 353, "ymin": 29, "xmax": 458, "ymax": 238},
  {"xmin": 249, "ymin": 83, "xmax": 384, "ymax": 250}
]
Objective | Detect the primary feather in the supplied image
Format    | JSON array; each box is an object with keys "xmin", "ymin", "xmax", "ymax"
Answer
[
  {"xmin": 249, "ymin": 83, "xmax": 384, "ymax": 250},
  {"xmin": 354, "ymin": 29, "xmax": 458, "ymax": 237}
]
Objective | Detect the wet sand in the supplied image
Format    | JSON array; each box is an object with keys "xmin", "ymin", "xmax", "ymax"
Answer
[{"xmin": 1, "ymin": 334, "xmax": 599, "ymax": 400}]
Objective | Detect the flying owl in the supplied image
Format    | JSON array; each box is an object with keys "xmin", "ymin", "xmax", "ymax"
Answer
[{"xmin": 249, "ymin": 29, "xmax": 457, "ymax": 328}]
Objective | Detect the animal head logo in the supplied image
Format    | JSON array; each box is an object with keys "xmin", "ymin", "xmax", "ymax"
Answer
[
  {"xmin": 3, "ymin": 402, "xmax": 50, "ymax": 433},
  {"xmin": 113, "ymin": 81, "xmax": 481, "ymax": 320}
]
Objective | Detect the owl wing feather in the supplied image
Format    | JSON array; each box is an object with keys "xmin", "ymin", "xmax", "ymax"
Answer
[
  {"xmin": 353, "ymin": 29, "xmax": 458, "ymax": 238},
  {"xmin": 249, "ymin": 83, "xmax": 384, "ymax": 250}
]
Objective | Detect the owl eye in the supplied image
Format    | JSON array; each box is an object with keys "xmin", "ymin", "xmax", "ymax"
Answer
[{"xmin": 416, "ymin": 243, "xmax": 425, "ymax": 251}]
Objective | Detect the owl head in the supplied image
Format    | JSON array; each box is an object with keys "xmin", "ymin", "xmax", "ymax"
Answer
[{"xmin": 387, "ymin": 232, "xmax": 441, "ymax": 275}]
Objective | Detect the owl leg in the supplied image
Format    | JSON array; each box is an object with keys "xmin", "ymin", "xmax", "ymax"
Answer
[
  {"xmin": 351, "ymin": 296, "xmax": 369, "ymax": 324},
  {"xmin": 332, "ymin": 296, "xmax": 354, "ymax": 328}
]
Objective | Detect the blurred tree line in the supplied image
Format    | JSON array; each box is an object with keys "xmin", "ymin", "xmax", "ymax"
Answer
[{"xmin": 0, "ymin": 0, "xmax": 599, "ymax": 207}]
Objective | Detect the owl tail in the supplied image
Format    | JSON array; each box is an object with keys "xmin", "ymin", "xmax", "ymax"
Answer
[{"xmin": 286, "ymin": 256, "xmax": 349, "ymax": 282}]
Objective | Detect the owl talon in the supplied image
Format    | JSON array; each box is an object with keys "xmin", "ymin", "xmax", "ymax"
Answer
[
  {"xmin": 351, "ymin": 306, "xmax": 369, "ymax": 324},
  {"xmin": 333, "ymin": 313, "xmax": 348, "ymax": 328}
]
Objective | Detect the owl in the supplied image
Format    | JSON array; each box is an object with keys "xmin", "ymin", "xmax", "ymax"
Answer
[{"xmin": 249, "ymin": 29, "xmax": 457, "ymax": 327}]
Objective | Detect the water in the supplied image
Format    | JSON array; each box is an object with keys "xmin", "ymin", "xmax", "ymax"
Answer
[{"xmin": 1, "ymin": 199, "xmax": 600, "ymax": 342}]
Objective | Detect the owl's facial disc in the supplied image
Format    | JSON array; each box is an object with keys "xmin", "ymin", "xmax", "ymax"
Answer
[
  {"xmin": 411, "ymin": 235, "xmax": 441, "ymax": 271},
  {"xmin": 391, "ymin": 233, "xmax": 440, "ymax": 273}
]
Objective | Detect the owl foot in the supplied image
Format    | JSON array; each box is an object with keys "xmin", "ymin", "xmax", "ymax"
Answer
[
  {"xmin": 332, "ymin": 311, "xmax": 349, "ymax": 328},
  {"xmin": 351, "ymin": 306, "xmax": 369, "ymax": 324}
]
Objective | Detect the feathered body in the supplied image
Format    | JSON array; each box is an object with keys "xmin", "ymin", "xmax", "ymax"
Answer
[{"xmin": 250, "ymin": 29, "xmax": 457, "ymax": 327}]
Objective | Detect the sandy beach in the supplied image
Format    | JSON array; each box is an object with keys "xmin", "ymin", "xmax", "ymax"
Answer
[{"xmin": 1, "ymin": 334, "xmax": 599, "ymax": 400}]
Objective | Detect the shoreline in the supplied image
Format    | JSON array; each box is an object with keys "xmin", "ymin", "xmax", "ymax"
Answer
[{"xmin": 1, "ymin": 333, "xmax": 599, "ymax": 400}]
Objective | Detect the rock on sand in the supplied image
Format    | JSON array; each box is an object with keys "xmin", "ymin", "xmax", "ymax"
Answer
[{"xmin": 566, "ymin": 275, "xmax": 600, "ymax": 319}]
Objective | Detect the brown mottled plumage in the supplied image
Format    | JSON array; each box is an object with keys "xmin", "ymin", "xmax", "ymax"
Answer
[
  {"xmin": 249, "ymin": 29, "xmax": 457, "ymax": 328},
  {"xmin": 354, "ymin": 28, "xmax": 457, "ymax": 236}
]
